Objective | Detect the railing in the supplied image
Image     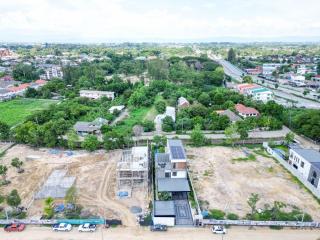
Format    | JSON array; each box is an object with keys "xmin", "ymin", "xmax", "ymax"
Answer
[
  {"xmin": 202, "ymin": 219, "xmax": 320, "ymax": 228},
  {"xmin": 0, "ymin": 218, "xmax": 105, "ymax": 225}
]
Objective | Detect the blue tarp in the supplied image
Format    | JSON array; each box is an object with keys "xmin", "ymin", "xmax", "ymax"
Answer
[
  {"xmin": 117, "ymin": 191, "xmax": 128, "ymax": 198},
  {"xmin": 54, "ymin": 204, "xmax": 65, "ymax": 213}
]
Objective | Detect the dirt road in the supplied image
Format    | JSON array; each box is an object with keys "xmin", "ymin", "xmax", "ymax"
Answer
[{"xmin": 1, "ymin": 226, "xmax": 319, "ymax": 240}]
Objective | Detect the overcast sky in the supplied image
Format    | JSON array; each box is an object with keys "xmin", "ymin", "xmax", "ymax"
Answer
[{"xmin": 1, "ymin": 0, "xmax": 320, "ymax": 43}]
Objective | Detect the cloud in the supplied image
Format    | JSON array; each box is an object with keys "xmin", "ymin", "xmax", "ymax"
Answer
[{"xmin": 0, "ymin": 0, "xmax": 319, "ymax": 42}]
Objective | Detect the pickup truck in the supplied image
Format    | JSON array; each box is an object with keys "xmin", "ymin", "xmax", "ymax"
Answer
[
  {"xmin": 4, "ymin": 223, "xmax": 26, "ymax": 232},
  {"xmin": 78, "ymin": 223, "xmax": 97, "ymax": 232},
  {"xmin": 150, "ymin": 224, "xmax": 167, "ymax": 231},
  {"xmin": 52, "ymin": 223, "xmax": 72, "ymax": 232}
]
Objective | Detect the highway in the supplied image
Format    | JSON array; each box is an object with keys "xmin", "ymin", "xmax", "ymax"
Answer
[{"xmin": 209, "ymin": 53, "xmax": 320, "ymax": 109}]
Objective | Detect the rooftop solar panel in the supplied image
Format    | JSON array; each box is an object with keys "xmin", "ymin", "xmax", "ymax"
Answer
[{"xmin": 170, "ymin": 146, "xmax": 186, "ymax": 159}]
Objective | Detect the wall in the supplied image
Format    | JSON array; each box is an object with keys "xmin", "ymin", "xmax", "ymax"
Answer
[
  {"xmin": 263, "ymin": 142, "xmax": 320, "ymax": 199},
  {"xmin": 171, "ymin": 170, "xmax": 187, "ymax": 178},
  {"xmin": 153, "ymin": 217, "xmax": 175, "ymax": 226}
]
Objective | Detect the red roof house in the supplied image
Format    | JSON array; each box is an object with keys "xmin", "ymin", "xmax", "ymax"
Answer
[{"xmin": 235, "ymin": 103, "xmax": 260, "ymax": 118}]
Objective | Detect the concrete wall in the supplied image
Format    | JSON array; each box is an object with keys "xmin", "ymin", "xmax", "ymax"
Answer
[
  {"xmin": 170, "ymin": 170, "xmax": 187, "ymax": 178},
  {"xmin": 289, "ymin": 149, "xmax": 312, "ymax": 179},
  {"xmin": 153, "ymin": 217, "xmax": 175, "ymax": 226}
]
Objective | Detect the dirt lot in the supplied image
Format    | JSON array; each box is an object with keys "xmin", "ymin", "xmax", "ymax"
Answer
[
  {"xmin": 0, "ymin": 226, "xmax": 319, "ymax": 240},
  {"xmin": 187, "ymin": 146, "xmax": 320, "ymax": 220},
  {"xmin": 0, "ymin": 144, "xmax": 149, "ymax": 226}
]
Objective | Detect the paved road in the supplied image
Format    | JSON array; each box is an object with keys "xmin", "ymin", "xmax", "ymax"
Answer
[
  {"xmin": 1, "ymin": 226, "xmax": 319, "ymax": 240},
  {"xmin": 210, "ymin": 53, "xmax": 320, "ymax": 109}
]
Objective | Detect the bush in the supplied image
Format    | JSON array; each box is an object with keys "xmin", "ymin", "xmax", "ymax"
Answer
[
  {"xmin": 226, "ymin": 213, "xmax": 239, "ymax": 220},
  {"xmin": 158, "ymin": 192, "xmax": 171, "ymax": 201},
  {"xmin": 142, "ymin": 120, "xmax": 155, "ymax": 132},
  {"xmin": 208, "ymin": 209, "xmax": 225, "ymax": 220}
]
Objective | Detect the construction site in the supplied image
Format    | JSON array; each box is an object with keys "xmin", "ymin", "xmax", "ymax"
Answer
[
  {"xmin": 116, "ymin": 146, "xmax": 150, "ymax": 199},
  {"xmin": 0, "ymin": 144, "xmax": 149, "ymax": 226}
]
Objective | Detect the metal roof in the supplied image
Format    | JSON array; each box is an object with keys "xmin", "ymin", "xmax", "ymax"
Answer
[
  {"xmin": 157, "ymin": 178, "xmax": 190, "ymax": 192},
  {"xmin": 154, "ymin": 200, "xmax": 175, "ymax": 216},
  {"xmin": 292, "ymin": 148, "xmax": 320, "ymax": 163}
]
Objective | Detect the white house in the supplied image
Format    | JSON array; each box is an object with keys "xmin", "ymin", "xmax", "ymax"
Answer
[
  {"xmin": 80, "ymin": 90, "xmax": 115, "ymax": 100},
  {"xmin": 247, "ymin": 87, "xmax": 274, "ymax": 102},
  {"xmin": 289, "ymin": 146, "xmax": 320, "ymax": 189},
  {"xmin": 262, "ymin": 63, "xmax": 282, "ymax": 75}
]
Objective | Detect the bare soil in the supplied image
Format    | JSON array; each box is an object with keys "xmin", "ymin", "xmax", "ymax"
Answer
[
  {"xmin": 187, "ymin": 146, "xmax": 320, "ymax": 220},
  {"xmin": 0, "ymin": 144, "xmax": 148, "ymax": 226}
]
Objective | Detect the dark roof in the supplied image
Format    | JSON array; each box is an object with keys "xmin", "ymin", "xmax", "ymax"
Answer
[
  {"xmin": 73, "ymin": 122, "xmax": 100, "ymax": 132},
  {"xmin": 292, "ymin": 148, "xmax": 320, "ymax": 163},
  {"xmin": 157, "ymin": 178, "xmax": 190, "ymax": 192},
  {"xmin": 154, "ymin": 201, "xmax": 175, "ymax": 216},
  {"xmin": 168, "ymin": 139, "xmax": 186, "ymax": 160},
  {"xmin": 217, "ymin": 109, "xmax": 242, "ymax": 122}
]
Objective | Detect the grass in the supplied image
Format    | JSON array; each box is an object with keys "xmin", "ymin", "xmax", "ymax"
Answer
[
  {"xmin": 253, "ymin": 148, "xmax": 270, "ymax": 158},
  {"xmin": 113, "ymin": 107, "xmax": 150, "ymax": 135},
  {"xmin": 232, "ymin": 153, "xmax": 257, "ymax": 163},
  {"xmin": 0, "ymin": 98, "xmax": 58, "ymax": 126}
]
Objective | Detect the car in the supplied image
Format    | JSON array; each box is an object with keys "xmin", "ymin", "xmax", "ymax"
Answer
[
  {"xmin": 150, "ymin": 224, "xmax": 167, "ymax": 231},
  {"xmin": 52, "ymin": 223, "xmax": 72, "ymax": 232},
  {"xmin": 78, "ymin": 223, "xmax": 97, "ymax": 232},
  {"xmin": 211, "ymin": 225, "xmax": 226, "ymax": 234},
  {"xmin": 4, "ymin": 223, "xmax": 25, "ymax": 232}
]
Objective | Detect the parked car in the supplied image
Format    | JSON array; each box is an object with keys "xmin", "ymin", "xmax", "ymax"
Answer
[
  {"xmin": 52, "ymin": 223, "xmax": 72, "ymax": 232},
  {"xmin": 211, "ymin": 225, "xmax": 226, "ymax": 234},
  {"xmin": 150, "ymin": 224, "xmax": 167, "ymax": 231},
  {"xmin": 4, "ymin": 223, "xmax": 25, "ymax": 232},
  {"xmin": 78, "ymin": 223, "xmax": 97, "ymax": 232}
]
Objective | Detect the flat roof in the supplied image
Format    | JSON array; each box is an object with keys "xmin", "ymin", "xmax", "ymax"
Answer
[
  {"xmin": 158, "ymin": 178, "xmax": 190, "ymax": 192},
  {"xmin": 292, "ymin": 148, "xmax": 320, "ymax": 163},
  {"xmin": 154, "ymin": 200, "xmax": 175, "ymax": 216}
]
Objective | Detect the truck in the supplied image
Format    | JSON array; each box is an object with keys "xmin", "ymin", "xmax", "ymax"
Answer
[
  {"xmin": 78, "ymin": 223, "xmax": 97, "ymax": 232},
  {"xmin": 52, "ymin": 223, "xmax": 72, "ymax": 232},
  {"xmin": 4, "ymin": 223, "xmax": 26, "ymax": 232}
]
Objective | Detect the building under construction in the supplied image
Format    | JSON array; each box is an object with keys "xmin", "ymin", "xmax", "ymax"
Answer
[{"xmin": 116, "ymin": 146, "xmax": 150, "ymax": 197}]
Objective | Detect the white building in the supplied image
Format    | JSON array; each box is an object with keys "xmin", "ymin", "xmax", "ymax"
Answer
[
  {"xmin": 289, "ymin": 146, "xmax": 320, "ymax": 189},
  {"xmin": 246, "ymin": 87, "xmax": 274, "ymax": 102},
  {"xmin": 80, "ymin": 90, "xmax": 115, "ymax": 100},
  {"xmin": 262, "ymin": 63, "xmax": 282, "ymax": 75}
]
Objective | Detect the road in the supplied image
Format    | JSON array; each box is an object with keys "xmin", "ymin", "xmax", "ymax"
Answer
[
  {"xmin": 209, "ymin": 53, "xmax": 320, "ymax": 109},
  {"xmin": 1, "ymin": 226, "xmax": 319, "ymax": 240}
]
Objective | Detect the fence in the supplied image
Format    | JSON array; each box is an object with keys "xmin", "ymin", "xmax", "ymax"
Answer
[
  {"xmin": 263, "ymin": 142, "xmax": 320, "ymax": 199},
  {"xmin": 202, "ymin": 219, "xmax": 320, "ymax": 228},
  {"xmin": 0, "ymin": 218, "xmax": 105, "ymax": 225}
]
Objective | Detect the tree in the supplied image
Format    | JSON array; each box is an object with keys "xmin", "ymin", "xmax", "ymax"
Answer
[
  {"xmin": 81, "ymin": 135, "xmax": 100, "ymax": 152},
  {"xmin": 44, "ymin": 197, "xmax": 54, "ymax": 219},
  {"xmin": 317, "ymin": 62, "xmax": 320, "ymax": 75},
  {"xmin": 162, "ymin": 116, "xmax": 175, "ymax": 132},
  {"xmin": 155, "ymin": 100, "xmax": 166, "ymax": 113},
  {"xmin": 141, "ymin": 120, "xmax": 155, "ymax": 132},
  {"xmin": 191, "ymin": 124, "xmax": 206, "ymax": 147},
  {"xmin": 227, "ymin": 48, "xmax": 236, "ymax": 63},
  {"xmin": 274, "ymin": 83, "xmax": 279, "ymax": 89},
  {"xmin": 0, "ymin": 165, "xmax": 8, "ymax": 184},
  {"xmin": 12, "ymin": 63, "xmax": 39, "ymax": 82},
  {"xmin": 67, "ymin": 130, "xmax": 79, "ymax": 149},
  {"xmin": 243, "ymin": 75, "xmax": 253, "ymax": 83},
  {"xmin": 247, "ymin": 193, "xmax": 260, "ymax": 218},
  {"xmin": 224, "ymin": 124, "xmax": 238, "ymax": 147},
  {"xmin": 0, "ymin": 121, "xmax": 10, "ymax": 141},
  {"xmin": 285, "ymin": 132, "xmax": 295, "ymax": 145},
  {"xmin": 198, "ymin": 92, "xmax": 211, "ymax": 107},
  {"xmin": 238, "ymin": 126, "xmax": 249, "ymax": 145},
  {"xmin": 11, "ymin": 158, "xmax": 24, "ymax": 173},
  {"xmin": 65, "ymin": 186, "xmax": 77, "ymax": 205},
  {"xmin": 6, "ymin": 189, "xmax": 21, "ymax": 208}
]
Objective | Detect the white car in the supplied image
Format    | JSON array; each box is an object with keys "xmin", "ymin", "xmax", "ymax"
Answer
[
  {"xmin": 52, "ymin": 223, "xmax": 72, "ymax": 232},
  {"xmin": 211, "ymin": 225, "xmax": 226, "ymax": 234},
  {"xmin": 78, "ymin": 223, "xmax": 97, "ymax": 232}
]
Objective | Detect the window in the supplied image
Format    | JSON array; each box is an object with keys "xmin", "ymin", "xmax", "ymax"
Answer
[
  {"xmin": 313, "ymin": 171, "xmax": 317, "ymax": 178},
  {"xmin": 172, "ymin": 172, "xmax": 177, "ymax": 177},
  {"xmin": 300, "ymin": 161, "xmax": 304, "ymax": 168},
  {"xmin": 165, "ymin": 172, "xmax": 170, "ymax": 178},
  {"xmin": 172, "ymin": 163, "xmax": 176, "ymax": 169}
]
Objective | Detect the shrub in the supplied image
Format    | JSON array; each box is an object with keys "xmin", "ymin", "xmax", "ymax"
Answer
[{"xmin": 208, "ymin": 209, "xmax": 225, "ymax": 220}]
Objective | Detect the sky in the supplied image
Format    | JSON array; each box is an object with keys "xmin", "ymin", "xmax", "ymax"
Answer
[{"xmin": 0, "ymin": 0, "xmax": 320, "ymax": 43}]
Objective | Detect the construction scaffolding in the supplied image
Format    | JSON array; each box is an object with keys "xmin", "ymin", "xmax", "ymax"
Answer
[{"xmin": 116, "ymin": 146, "xmax": 149, "ymax": 197}]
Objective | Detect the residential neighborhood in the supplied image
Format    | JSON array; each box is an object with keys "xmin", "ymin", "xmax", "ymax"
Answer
[{"xmin": 1, "ymin": 1, "xmax": 320, "ymax": 240}]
